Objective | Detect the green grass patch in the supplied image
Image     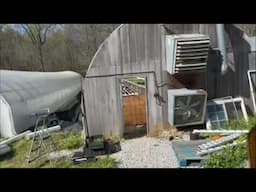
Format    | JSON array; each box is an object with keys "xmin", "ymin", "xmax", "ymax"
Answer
[
  {"xmin": 53, "ymin": 157, "xmax": 117, "ymax": 168},
  {"xmin": 223, "ymin": 116, "xmax": 256, "ymax": 130},
  {"xmin": 203, "ymin": 143, "xmax": 248, "ymax": 168},
  {"xmin": 0, "ymin": 139, "xmax": 31, "ymax": 168},
  {"xmin": 0, "ymin": 131, "xmax": 117, "ymax": 168},
  {"xmin": 202, "ymin": 117, "xmax": 253, "ymax": 168},
  {"xmin": 51, "ymin": 131, "xmax": 84, "ymax": 150},
  {"xmin": 127, "ymin": 77, "xmax": 145, "ymax": 85}
]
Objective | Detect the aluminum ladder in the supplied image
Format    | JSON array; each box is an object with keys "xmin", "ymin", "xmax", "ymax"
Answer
[{"xmin": 26, "ymin": 111, "xmax": 58, "ymax": 167}]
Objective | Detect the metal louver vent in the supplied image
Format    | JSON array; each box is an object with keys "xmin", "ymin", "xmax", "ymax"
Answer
[{"xmin": 166, "ymin": 34, "xmax": 210, "ymax": 74}]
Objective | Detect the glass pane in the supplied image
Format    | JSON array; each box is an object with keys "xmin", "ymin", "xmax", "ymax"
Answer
[
  {"xmin": 207, "ymin": 105, "xmax": 216, "ymax": 113},
  {"xmin": 235, "ymin": 101, "xmax": 244, "ymax": 118},
  {"xmin": 211, "ymin": 122, "xmax": 220, "ymax": 129},
  {"xmin": 215, "ymin": 104, "xmax": 224, "ymax": 112},
  {"xmin": 219, "ymin": 120, "xmax": 227, "ymax": 128},
  {"xmin": 208, "ymin": 112, "xmax": 218, "ymax": 121},
  {"xmin": 217, "ymin": 111, "xmax": 226, "ymax": 120},
  {"xmin": 225, "ymin": 102, "xmax": 238, "ymax": 119}
]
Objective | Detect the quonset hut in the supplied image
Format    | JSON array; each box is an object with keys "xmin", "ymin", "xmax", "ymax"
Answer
[
  {"xmin": 0, "ymin": 70, "xmax": 82, "ymax": 138},
  {"xmin": 83, "ymin": 24, "xmax": 256, "ymax": 138}
]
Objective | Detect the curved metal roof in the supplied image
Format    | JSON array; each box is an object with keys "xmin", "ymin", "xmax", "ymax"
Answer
[{"xmin": 0, "ymin": 70, "xmax": 82, "ymax": 137}]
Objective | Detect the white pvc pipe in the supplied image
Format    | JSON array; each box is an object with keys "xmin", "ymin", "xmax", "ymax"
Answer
[
  {"xmin": 25, "ymin": 125, "xmax": 61, "ymax": 139},
  {"xmin": 0, "ymin": 144, "xmax": 11, "ymax": 156},
  {"xmin": 0, "ymin": 130, "xmax": 32, "ymax": 145},
  {"xmin": 193, "ymin": 129, "xmax": 249, "ymax": 134}
]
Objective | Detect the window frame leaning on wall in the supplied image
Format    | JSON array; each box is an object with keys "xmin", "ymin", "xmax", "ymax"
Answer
[{"xmin": 206, "ymin": 97, "xmax": 248, "ymax": 130}]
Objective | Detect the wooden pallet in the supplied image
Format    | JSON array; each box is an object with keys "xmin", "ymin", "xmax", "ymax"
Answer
[{"xmin": 172, "ymin": 140, "xmax": 208, "ymax": 167}]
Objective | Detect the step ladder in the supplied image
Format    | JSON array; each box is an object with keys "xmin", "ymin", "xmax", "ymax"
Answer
[{"xmin": 26, "ymin": 110, "xmax": 58, "ymax": 168}]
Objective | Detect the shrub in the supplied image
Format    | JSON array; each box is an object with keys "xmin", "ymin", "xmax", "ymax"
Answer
[
  {"xmin": 203, "ymin": 143, "xmax": 248, "ymax": 168},
  {"xmin": 203, "ymin": 117, "xmax": 254, "ymax": 168},
  {"xmin": 203, "ymin": 117, "xmax": 256, "ymax": 168},
  {"xmin": 223, "ymin": 116, "xmax": 256, "ymax": 130}
]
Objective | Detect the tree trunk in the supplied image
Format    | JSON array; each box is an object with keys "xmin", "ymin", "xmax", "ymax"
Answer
[{"xmin": 38, "ymin": 45, "xmax": 45, "ymax": 71}]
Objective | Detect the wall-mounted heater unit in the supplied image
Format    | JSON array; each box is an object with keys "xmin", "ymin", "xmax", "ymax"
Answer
[
  {"xmin": 166, "ymin": 34, "xmax": 210, "ymax": 74},
  {"xmin": 168, "ymin": 89, "xmax": 207, "ymax": 127}
]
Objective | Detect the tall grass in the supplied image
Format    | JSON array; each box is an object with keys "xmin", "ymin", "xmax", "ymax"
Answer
[{"xmin": 203, "ymin": 117, "xmax": 256, "ymax": 168}]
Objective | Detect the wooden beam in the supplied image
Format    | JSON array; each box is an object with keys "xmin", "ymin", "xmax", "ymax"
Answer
[{"xmin": 248, "ymin": 128, "xmax": 256, "ymax": 168}]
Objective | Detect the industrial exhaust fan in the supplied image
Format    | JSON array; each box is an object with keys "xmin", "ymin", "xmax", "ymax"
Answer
[{"xmin": 168, "ymin": 89, "xmax": 207, "ymax": 127}]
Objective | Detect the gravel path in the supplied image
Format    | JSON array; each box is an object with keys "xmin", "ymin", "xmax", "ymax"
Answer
[{"xmin": 111, "ymin": 137, "xmax": 179, "ymax": 168}]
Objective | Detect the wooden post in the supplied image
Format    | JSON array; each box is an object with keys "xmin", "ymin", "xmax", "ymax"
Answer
[{"xmin": 248, "ymin": 128, "xmax": 256, "ymax": 168}]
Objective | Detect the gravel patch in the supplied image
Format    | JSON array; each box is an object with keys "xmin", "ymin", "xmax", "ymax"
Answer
[{"xmin": 110, "ymin": 136, "xmax": 179, "ymax": 168}]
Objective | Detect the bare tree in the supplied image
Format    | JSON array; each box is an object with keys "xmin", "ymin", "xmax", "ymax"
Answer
[
  {"xmin": 236, "ymin": 24, "xmax": 256, "ymax": 36},
  {"xmin": 21, "ymin": 24, "xmax": 53, "ymax": 71},
  {"xmin": 0, "ymin": 24, "xmax": 119, "ymax": 73}
]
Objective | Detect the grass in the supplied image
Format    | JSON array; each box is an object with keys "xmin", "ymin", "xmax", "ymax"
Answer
[
  {"xmin": 0, "ymin": 130, "xmax": 117, "ymax": 168},
  {"xmin": 0, "ymin": 139, "xmax": 31, "ymax": 168},
  {"xmin": 223, "ymin": 116, "xmax": 256, "ymax": 130},
  {"xmin": 51, "ymin": 131, "xmax": 84, "ymax": 150},
  {"xmin": 127, "ymin": 77, "xmax": 145, "ymax": 85},
  {"xmin": 202, "ymin": 117, "xmax": 255, "ymax": 168},
  {"xmin": 53, "ymin": 157, "xmax": 117, "ymax": 168},
  {"xmin": 203, "ymin": 143, "xmax": 248, "ymax": 168}
]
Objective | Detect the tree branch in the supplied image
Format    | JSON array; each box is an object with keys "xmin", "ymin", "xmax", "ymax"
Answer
[
  {"xmin": 21, "ymin": 24, "xmax": 37, "ymax": 46},
  {"xmin": 36, "ymin": 24, "xmax": 42, "ymax": 45},
  {"xmin": 41, "ymin": 24, "xmax": 53, "ymax": 45}
]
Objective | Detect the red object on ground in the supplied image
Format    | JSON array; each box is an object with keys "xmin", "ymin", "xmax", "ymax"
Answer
[{"xmin": 212, "ymin": 135, "xmax": 221, "ymax": 140}]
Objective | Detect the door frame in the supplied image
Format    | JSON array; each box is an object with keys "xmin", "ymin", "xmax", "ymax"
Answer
[{"xmin": 118, "ymin": 75, "xmax": 149, "ymax": 137}]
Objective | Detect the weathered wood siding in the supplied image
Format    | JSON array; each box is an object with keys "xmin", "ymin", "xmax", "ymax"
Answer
[
  {"xmin": 205, "ymin": 24, "xmax": 255, "ymax": 114},
  {"xmin": 163, "ymin": 24, "xmax": 256, "ymax": 114},
  {"xmin": 84, "ymin": 24, "xmax": 256, "ymax": 137},
  {"xmin": 84, "ymin": 24, "xmax": 165, "ymax": 137}
]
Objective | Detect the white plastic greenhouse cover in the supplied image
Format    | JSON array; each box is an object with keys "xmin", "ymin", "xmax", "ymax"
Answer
[{"xmin": 0, "ymin": 70, "xmax": 82, "ymax": 138}]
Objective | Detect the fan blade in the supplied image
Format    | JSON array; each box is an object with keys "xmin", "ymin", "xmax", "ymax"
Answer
[
  {"xmin": 177, "ymin": 100, "xmax": 186, "ymax": 108},
  {"xmin": 175, "ymin": 109, "xmax": 185, "ymax": 115},
  {"xmin": 182, "ymin": 110, "xmax": 191, "ymax": 120},
  {"xmin": 189, "ymin": 101, "xmax": 201, "ymax": 108},
  {"xmin": 190, "ymin": 108, "xmax": 199, "ymax": 117},
  {"xmin": 186, "ymin": 96, "xmax": 192, "ymax": 106}
]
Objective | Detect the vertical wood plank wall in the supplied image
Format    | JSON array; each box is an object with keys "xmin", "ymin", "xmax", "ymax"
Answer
[{"xmin": 84, "ymin": 24, "xmax": 165, "ymax": 137}]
